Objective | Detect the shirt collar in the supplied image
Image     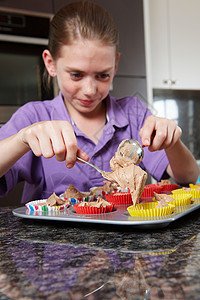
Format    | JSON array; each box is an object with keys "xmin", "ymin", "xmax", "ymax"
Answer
[
  {"xmin": 51, "ymin": 91, "xmax": 71, "ymax": 122},
  {"xmin": 51, "ymin": 91, "xmax": 129, "ymax": 129}
]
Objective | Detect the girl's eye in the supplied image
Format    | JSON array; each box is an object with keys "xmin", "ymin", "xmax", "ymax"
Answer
[
  {"xmin": 98, "ymin": 73, "xmax": 110, "ymax": 80},
  {"xmin": 70, "ymin": 73, "xmax": 82, "ymax": 80}
]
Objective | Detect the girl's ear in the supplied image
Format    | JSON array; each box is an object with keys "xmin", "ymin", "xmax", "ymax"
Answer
[
  {"xmin": 114, "ymin": 52, "xmax": 120, "ymax": 74},
  {"xmin": 42, "ymin": 50, "xmax": 57, "ymax": 77}
]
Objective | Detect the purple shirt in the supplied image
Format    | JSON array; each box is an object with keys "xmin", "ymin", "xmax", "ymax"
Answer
[{"xmin": 0, "ymin": 92, "xmax": 169, "ymax": 203}]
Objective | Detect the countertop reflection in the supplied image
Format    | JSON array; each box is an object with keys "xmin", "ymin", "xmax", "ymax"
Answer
[{"xmin": 1, "ymin": 206, "xmax": 200, "ymax": 299}]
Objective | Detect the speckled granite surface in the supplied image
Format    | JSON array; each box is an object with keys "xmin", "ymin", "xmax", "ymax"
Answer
[{"xmin": 0, "ymin": 206, "xmax": 200, "ymax": 299}]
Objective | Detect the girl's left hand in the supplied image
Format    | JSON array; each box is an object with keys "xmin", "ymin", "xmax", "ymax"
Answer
[{"xmin": 139, "ymin": 115, "xmax": 182, "ymax": 152}]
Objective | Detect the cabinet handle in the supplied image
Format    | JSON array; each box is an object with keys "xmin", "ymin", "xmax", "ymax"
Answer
[
  {"xmin": 163, "ymin": 79, "xmax": 172, "ymax": 85},
  {"xmin": 171, "ymin": 80, "xmax": 176, "ymax": 85}
]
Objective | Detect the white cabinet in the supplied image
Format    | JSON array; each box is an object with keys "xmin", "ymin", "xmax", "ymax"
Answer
[{"xmin": 148, "ymin": 0, "xmax": 200, "ymax": 90}]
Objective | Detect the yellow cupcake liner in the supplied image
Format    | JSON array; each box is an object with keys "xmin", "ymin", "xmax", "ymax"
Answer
[
  {"xmin": 127, "ymin": 202, "xmax": 175, "ymax": 218},
  {"xmin": 172, "ymin": 188, "xmax": 200, "ymax": 198},
  {"xmin": 189, "ymin": 184, "xmax": 200, "ymax": 190},
  {"xmin": 153, "ymin": 194, "xmax": 192, "ymax": 206}
]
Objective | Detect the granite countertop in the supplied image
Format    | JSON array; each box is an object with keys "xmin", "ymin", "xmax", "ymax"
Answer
[{"xmin": 0, "ymin": 206, "xmax": 200, "ymax": 299}]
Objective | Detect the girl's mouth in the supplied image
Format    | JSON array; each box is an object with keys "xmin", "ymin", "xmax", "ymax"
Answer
[{"xmin": 79, "ymin": 99, "xmax": 95, "ymax": 106}]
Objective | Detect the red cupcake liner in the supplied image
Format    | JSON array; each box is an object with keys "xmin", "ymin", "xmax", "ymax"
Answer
[
  {"xmin": 141, "ymin": 185, "xmax": 163, "ymax": 197},
  {"xmin": 158, "ymin": 184, "xmax": 179, "ymax": 192},
  {"xmin": 105, "ymin": 192, "xmax": 132, "ymax": 205},
  {"xmin": 73, "ymin": 203, "xmax": 114, "ymax": 214}
]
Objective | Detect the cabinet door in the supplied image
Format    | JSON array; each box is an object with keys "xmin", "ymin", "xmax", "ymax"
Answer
[
  {"xmin": 149, "ymin": 0, "xmax": 170, "ymax": 89},
  {"xmin": 169, "ymin": 0, "xmax": 200, "ymax": 90},
  {"xmin": 149, "ymin": 0, "xmax": 200, "ymax": 90},
  {"xmin": 0, "ymin": 0, "xmax": 53, "ymax": 14},
  {"xmin": 54, "ymin": 0, "xmax": 146, "ymax": 77}
]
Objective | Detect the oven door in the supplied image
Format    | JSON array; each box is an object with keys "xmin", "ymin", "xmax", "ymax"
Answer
[{"xmin": 0, "ymin": 40, "xmax": 54, "ymax": 125}]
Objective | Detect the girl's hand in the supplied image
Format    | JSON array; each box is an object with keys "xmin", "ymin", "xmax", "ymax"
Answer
[
  {"xmin": 18, "ymin": 120, "xmax": 89, "ymax": 168},
  {"xmin": 139, "ymin": 115, "xmax": 182, "ymax": 152}
]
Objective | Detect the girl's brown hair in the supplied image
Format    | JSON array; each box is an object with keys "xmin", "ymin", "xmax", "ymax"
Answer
[
  {"xmin": 49, "ymin": 0, "xmax": 119, "ymax": 58},
  {"xmin": 44, "ymin": 1, "xmax": 119, "ymax": 90}
]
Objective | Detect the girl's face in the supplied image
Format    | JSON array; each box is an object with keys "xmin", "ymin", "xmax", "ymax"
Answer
[{"xmin": 45, "ymin": 39, "xmax": 119, "ymax": 114}]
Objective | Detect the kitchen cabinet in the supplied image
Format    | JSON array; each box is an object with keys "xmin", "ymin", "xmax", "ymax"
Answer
[
  {"xmin": 0, "ymin": 0, "xmax": 53, "ymax": 14},
  {"xmin": 148, "ymin": 0, "xmax": 200, "ymax": 90}
]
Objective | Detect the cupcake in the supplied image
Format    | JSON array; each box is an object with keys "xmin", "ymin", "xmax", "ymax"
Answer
[
  {"xmin": 105, "ymin": 192, "xmax": 132, "ymax": 205},
  {"xmin": 90, "ymin": 181, "xmax": 118, "ymax": 198},
  {"xmin": 141, "ymin": 184, "xmax": 163, "ymax": 197},
  {"xmin": 156, "ymin": 180, "xmax": 179, "ymax": 192},
  {"xmin": 62, "ymin": 184, "xmax": 95, "ymax": 204},
  {"xmin": 73, "ymin": 197, "xmax": 114, "ymax": 214},
  {"xmin": 172, "ymin": 186, "xmax": 200, "ymax": 198},
  {"xmin": 153, "ymin": 192, "xmax": 192, "ymax": 206},
  {"xmin": 26, "ymin": 192, "xmax": 71, "ymax": 211},
  {"xmin": 127, "ymin": 202, "xmax": 175, "ymax": 217}
]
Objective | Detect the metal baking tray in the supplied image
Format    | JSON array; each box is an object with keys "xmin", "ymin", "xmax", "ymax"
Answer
[{"xmin": 12, "ymin": 199, "xmax": 200, "ymax": 229}]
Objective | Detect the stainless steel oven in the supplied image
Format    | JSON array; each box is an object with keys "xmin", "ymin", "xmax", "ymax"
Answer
[{"xmin": 0, "ymin": 8, "xmax": 54, "ymax": 126}]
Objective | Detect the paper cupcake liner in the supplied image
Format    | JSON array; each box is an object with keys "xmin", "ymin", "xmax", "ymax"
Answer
[
  {"xmin": 127, "ymin": 202, "xmax": 175, "ymax": 217},
  {"xmin": 172, "ymin": 189, "xmax": 200, "ymax": 198},
  {"xmin": 105, "ymin": 192, "xmax": 132, "ymax": 205},
  {"xmin": 158, "ymin": 184, "xmax": 179, "ymax": 192},
  {"xmin": 89, "ymin": 187, "xmax": 105, "ymax": 198},
  {"xmin": 115, "ymin": 187, "xmax": 130, "ymax": 193},
  {"xmin": 189, "ymin": 184, "xmax": 200, "ymax": 190},
  {"xmin": 60, "ymin": 193, "xmax": 95, "ymax": 205},
  {"xmin": 153, "ymin": 194, "xmax": 192, "ymax": 206},
  {"xmin": 73, "ymin": 203, "xmax": 114, "ymax": 214},
  {"xmin": 141, "ymin": 184, "xmax": 163, "ymax": 197},
  {"xmin": 89, "ymin": 187, "xmax": 116, "ymax": 199},
  {"xmin": 90, "ymin": 186, "xmax": 129, "ymax": 199},
  {"xmin": 25, "ymin": 199, "xmax": 69, "ymax": 212}
]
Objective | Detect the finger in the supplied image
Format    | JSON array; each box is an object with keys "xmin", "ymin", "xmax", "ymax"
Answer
[
  {"xmin": 166, "ymin": 125, "xmax": 182, "ymax": 149},
  {"xmin": 31, "ymin": 123, "xmax": 55, "ymax": 158},
  {"xmin": 158, "ymin": 121, "xmax": 181, "ymax": 150},
  {"xmin": 37, "ymin": 133, "xmax": 55, "ymax": 158},
  {"xmin": 139, "ymin": 115, "xmax": 156, "ymax": 146},
  {"xmin": 77, "ymin": 148, "xmax": 89, "ymax": 162},
  {"xmin": 23, "ymin": 126, "xmax": 53, "ymax": 157},
  {"xmin": 61, "ymin": 125, "xmax": 78, "ymax": 168},
  {"xmin": 48, "ymin": 125, "xmax": 67, "ymax": 162},
  {"xmin": 27, "ymin": 134, "xmax": 43, "ymax": 157},
  {"xmin": 148, "ymin": 126, "xmax": 167, "ymax": 151},
  {"xmin": 161, "ymin": 121, "xmax": 177, "ymax": 149}
]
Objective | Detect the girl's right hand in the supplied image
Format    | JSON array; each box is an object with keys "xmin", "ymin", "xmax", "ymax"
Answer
[{"xmin": 18, "ymin": 120, "xmax": 89, "ymax": 168}]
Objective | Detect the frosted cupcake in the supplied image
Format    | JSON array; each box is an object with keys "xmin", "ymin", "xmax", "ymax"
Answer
[
  {"xmin": 73, "ymin": 197, "xmax": 114, "ymax": 214},
  {"xmin": 172, "ymin": 185, "xmax": 200, "ymax": 198},
  {"xmin": 62, "ymin": 184, "xmax": 95, "ymax": 204},
  {"xmin": 153, "ymin": 192, "xmax": 192, "ymax": 206},
  {"xmin": 156, "ymin": 179, "xmax": 179, "ymax": 192},
  {"xmin": 26, "ymin": 192, "xmax": 71, "ymax": 211},
  {"xmin": 90, "ymin": 181, "xmax": 118, "ymax": 198}
]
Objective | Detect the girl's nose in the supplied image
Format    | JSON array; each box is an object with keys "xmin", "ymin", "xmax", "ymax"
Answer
[{"xmin": 83, "ymin": 78, "xmax": 97, "ymax": 96}]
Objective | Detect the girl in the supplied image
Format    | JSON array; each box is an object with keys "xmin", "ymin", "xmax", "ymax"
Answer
[{"xmin": 0, "ymin": 1, "xmax": 198, "ymax": 203}]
